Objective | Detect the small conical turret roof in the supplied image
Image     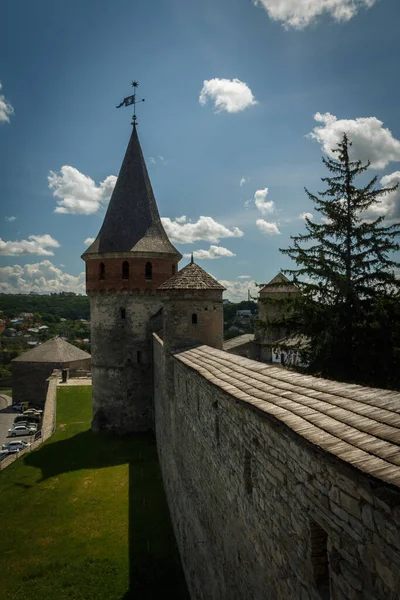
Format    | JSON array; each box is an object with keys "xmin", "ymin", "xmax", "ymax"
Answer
[
  {"xmin": 82, "ymin": 125, "xmax": 181, "ymax": 259},
  {"xmin": 259, "ymin": 273, "xmax": 298, "ymax": 294},
  {"xmin": 159, "ymin": 261, "xmax": 225, "ymax": 291}
]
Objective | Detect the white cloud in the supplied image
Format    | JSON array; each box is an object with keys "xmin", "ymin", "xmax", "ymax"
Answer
[
  {"xmin": 254, "ymin": 188, "xmax": 275, "ymax": 214},
  {"xmin": 5, "ymin": 216, "xmax": 16, "ymax": 222},
  {"xmin": 0, "ymin": 261, "xmax": 85, "ymax": 294},
  {"xmin": 240, "ymin": 177, "xmax": 248, "ymax": 187},
  {"xmin": 308, "ymin": 112, "xmax": 400, "ymax": 169},
  {"xmin": 49, "ymin": 166, "xmax": 117, "ymax": 215},
  {"xmin": 0, "ymin": 234, "xmax": 60, "ymax": 256},
  {"xmin": 237, "ymin": 275, "xmax": 251, "ymax": 279},
  {"xmin": 256, "ymin": 219, "xmax": 281, "ymax": 235},
  {"xmin": 0, "ymin": 82, "xmax": 14, "ymax": 124},
  {"xmin": 148, "ymin": 156, "xmax": 166, "ymax": 165},
  {"xmin": 161, "ymin": 215, "xmax": 244, "ymax": 244},
  {"xmin": 183, "ymin": 245, "xmax": 236, "ymax": 260},
  {"xmin": 253, "ymin": 0, "xmax": 376, "ymax": 29},
  {"xmin": 365, "ymin": 171, "xmax": 400, "ymax": 220},
  {"xmin": 175, "ymin": 215, "xmax": 187, "ymax": 224},
  {"xmin": 84, "ymin": 237, "xmax": 95, "ymax": 246},
  {"xmin": 199, "ymin": 78, "xmax": 257, "ymax": 114},
  {"xmin": 321, "ymin": 216, "xmax": 333, "ymax": 225},
  {"xmin": 220, "ymin": 279, "xmax": 258, "ymax": 302},
  {"xmin": 300, "ymin": 212, "xmax": 313, "ymax": 220}
]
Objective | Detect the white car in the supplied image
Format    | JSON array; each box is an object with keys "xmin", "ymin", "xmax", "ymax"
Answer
[
  {"xmin": 2, "ymin": 440, "xmax": 30, "ymax": 452},
  {"xmin": 7, "ymin": 425, "xmax": 36, "ymax": 437}
]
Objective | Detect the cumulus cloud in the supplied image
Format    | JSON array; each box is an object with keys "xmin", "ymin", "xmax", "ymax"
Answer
[
  {"xmin": 199, "ymin": 78, "xmax": 257, "ymax": 114},
  {"xmin": 0, "ymin": 234, "xmax": 60, "ymax": 256},
  {"xmin": 308, "ymin": 112, "xmax": 400, "ymax": 169},
  {"xmin": 5, "ymin": 216, "xmax": 16, "ymax": 222},
  {"xmin": 300, "ymin": 212, "xmax": 313, "ymax": 220},
  {"xmin": 240, "ymin": 177, "xmax": 249, "ymax": 187},
  {"xmin": 84, "ymin": 237, "xmax": 95, "ymax": 246},
  {"xmin": 49, "ymin": 166, "xmax": 117, "ymax": 214},
  {"xmin": 0, "ymin": 82, "xmax": 14, "ymax": 124},
  {"xmin": 364, "ymin": 171, "xmax": 400, "ymax": 220},
  {"xmin": 253, "ymin": 0, "xmax": 376, "ymax": 29},
  {"xmin": 0, "ymin": 261, "xmax": 85, "ymax": 294},
  {"xmin": 161, "ymin": 216, "xmax": 244, "ymax": 244},
  {"xmin": 183, "ymin": 245, "xmax": 236, "ymax": 260},
  {"xmin": 175, "ymin": 215, "xmax": 187, "ymax": 224},
  {"xmin": 256, "ymin": 219, "xmax": 281, "ymax": 235},
  {"xmin": 219, "ymin": 278, "xmax": 258, "ymax": 302},
  {"xmin": 254, "ymin": 188, "xmax": 275, "ymax": 214},
  {"xmin": 237, "ymin": 275, "xmax": 251, "ymax": 279}
]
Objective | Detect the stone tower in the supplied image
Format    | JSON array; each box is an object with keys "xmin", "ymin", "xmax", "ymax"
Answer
[
  {"xmin": 255, "ymin": 272, "xmax": 299, "ymax": 362},
  {"xmin": 82, "ymin": 124, "xmax": 182, "ymax": 433},
  {"xmin": 159, "ymin": 257, "xmax": 225, "ymax": 354}
]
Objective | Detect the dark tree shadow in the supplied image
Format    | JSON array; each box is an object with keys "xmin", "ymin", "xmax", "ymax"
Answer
[{"xmin": 23, "ymin": 431, "xmax": 189, "ymax": 599}]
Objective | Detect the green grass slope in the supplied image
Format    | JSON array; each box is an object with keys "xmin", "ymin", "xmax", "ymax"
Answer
[{"xmin": 0, "ymin": 386, "xmax": 188, "ymax": 600}]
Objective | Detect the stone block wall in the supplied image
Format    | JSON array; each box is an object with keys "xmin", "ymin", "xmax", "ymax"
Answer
[
  {"xmin": 153, "ymin": 335, "xmax": 400, "ymax": 600},
  {"xmin": 90, "ymin": 291, "xmax": 162, "ymax": 432}
]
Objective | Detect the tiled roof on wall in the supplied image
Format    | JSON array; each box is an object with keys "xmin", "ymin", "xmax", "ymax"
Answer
[
  {"xmin": 159, "ymin": 262, "xmax": 225, "ymax": 291},
  {"xmin": 175, "ymin": 346, "xmax": 400, "ymax": 488}
]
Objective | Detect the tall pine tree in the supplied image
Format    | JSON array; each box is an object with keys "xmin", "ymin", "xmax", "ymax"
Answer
[{"xmin": 280, "ymin": 133, "xmax": 400, "ymax": 387}]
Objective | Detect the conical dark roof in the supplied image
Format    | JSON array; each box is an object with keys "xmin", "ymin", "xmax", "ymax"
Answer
[
  {"xmin": 82, "ymin": 125, "xmax": 181, "ymax": 259},
  {"xmin": 158, "ymin": 262, "xmax": 225, "ymax": 291},
  {"xmin": 12, "ymin": 337, "xmax": 91, "ymax": 363},
  {"xmin": 259, "ymin": 273, "xmax": 298, "ymax": 294}
]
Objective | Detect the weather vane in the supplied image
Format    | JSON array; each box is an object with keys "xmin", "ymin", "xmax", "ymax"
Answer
[{"xmin": 116, "ymin": 81, "xmax": 145, "ymax": 125}]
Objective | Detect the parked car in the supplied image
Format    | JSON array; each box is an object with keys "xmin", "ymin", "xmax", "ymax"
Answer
[
  {"xmin": 23, "ymin": 409, "xmax": 43, "ymax": 417},
  {"xmin": 8, "ymin": 425, "xmax": 36, "ymax": 437},
  {"xmin": 2, "ymin": 440, "xmax": 30, "ymax": 452},
  {"xmin": 12, "ymin": 403, "xmax": 25, "ymax": 412},
  {"xmin": 0, "ymin": 449, "xmax": 10, "ymax": 460},
  {"xmin": 21, "ymin": 412, "xmax": 41, "ymax": 423},
  {"xmin": 12, "ymin": 419, "xmax": 37, "ymax": 430}
]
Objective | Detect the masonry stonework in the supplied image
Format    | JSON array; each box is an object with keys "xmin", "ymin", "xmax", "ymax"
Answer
[
  {"xmin": 90, "ymin": 292, "xmax": 162, "ymax": 432},
  {"xmin": 153, "ymin": 335, "xmax": 400, "ymax": 600}
]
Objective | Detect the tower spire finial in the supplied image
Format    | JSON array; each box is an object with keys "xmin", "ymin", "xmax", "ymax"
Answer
[
  {"xmin": 190, "ymin": 252, "xmax": 194, "ymax": 264},
  {"xmin": 116, "ymin": 80, "xmax": 145, "ymax": 126}
]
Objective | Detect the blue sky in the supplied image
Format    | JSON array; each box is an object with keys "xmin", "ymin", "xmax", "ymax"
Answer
[{"xmin": 1, "ymin": 0, "xmax": 400, "ymax": 300}]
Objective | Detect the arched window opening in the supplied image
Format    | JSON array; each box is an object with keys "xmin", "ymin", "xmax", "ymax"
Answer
[
  {"xmin": 172, "ymin": 264, "xmax": 176, "ymax": 275},
  {"xmin": 145, "ymin": 261, "xmax": 152, "ymax": 280},
  {"xmin": 122, "ymin": 261, "xmax": 129, "ymax": 280},
  {"xmin": 310, "ymin": 520, "xmax": 331, "ymax": 599},
  {"xmin": 120, "ymin": 308, "xmax": 126, "ymax": 320},
  {"xmin": 99, "ymin": 262, "xmax": 105, "ymax": 280},
  {"xmin": 192, "ymin": 313, "xmax": 198, "ymax": 325}
]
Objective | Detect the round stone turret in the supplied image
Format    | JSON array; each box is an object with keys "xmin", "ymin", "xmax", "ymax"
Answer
[
  {"xmin": 159, "ymin": 260, "xmax": 225, "ymax": 353},
  {"xmin": 81, "ymin": 124, "xmax": 181, "ymax": 434}
]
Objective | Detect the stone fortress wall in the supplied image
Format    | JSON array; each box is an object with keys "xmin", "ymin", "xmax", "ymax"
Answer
[{"xmin": 153, "ymin": 334, "xmax": 400, "ymax": 600}]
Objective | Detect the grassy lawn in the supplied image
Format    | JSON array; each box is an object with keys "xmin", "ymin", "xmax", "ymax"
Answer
[
  {"xmin": 0, "ymin": 387, "xmax": 12, "ymax": 397},
  {"xmin": 0, "ymin": 386, "xmax": 188, "ymax": 600}
]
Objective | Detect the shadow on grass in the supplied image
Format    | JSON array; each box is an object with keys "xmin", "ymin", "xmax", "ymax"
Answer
[{"xmin": 24, "ymin": 431, "xmax": 189, "ymax": 600}]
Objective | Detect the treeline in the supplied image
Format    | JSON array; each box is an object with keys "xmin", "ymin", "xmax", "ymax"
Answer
[{"xmin": 0, "ymin": 294, "xmax": 90, "ymax": 320}]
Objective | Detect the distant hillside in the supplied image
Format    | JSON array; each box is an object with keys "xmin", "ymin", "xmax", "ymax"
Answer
[{"xmin": 0, "ymin": 293, "xmax": 90, "ymax": 320}]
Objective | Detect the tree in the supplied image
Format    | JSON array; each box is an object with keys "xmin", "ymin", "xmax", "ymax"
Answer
[{"xmin": 280, "ymin": 133, "xmax": 400, "ymax": 387}]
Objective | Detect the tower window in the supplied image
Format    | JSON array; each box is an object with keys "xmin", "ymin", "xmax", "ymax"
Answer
[
  {"xmin": 99, "ymin": 262, "xmax": 105, "ymax": 280},
  {"xmin": 122, "ymin": 261, "xmax": 129, "ymax": 280},
  {"xmin": 145, "ymin": 261, "xmax": 152, "ymax": 280},
  {"xmin": 310, "ymin": 520, "xmax": 331, "ymax": 599},
  {"xmin": 120, "ymin": 308, "xmax": 126, "ymax": 319},
  {"xmin": 172, "ymin": 264, "xmax": 176, "ymax": 275},
  {"xmin": 192, "ymin": 313, "xmax": 198, "ymax": 325}
]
